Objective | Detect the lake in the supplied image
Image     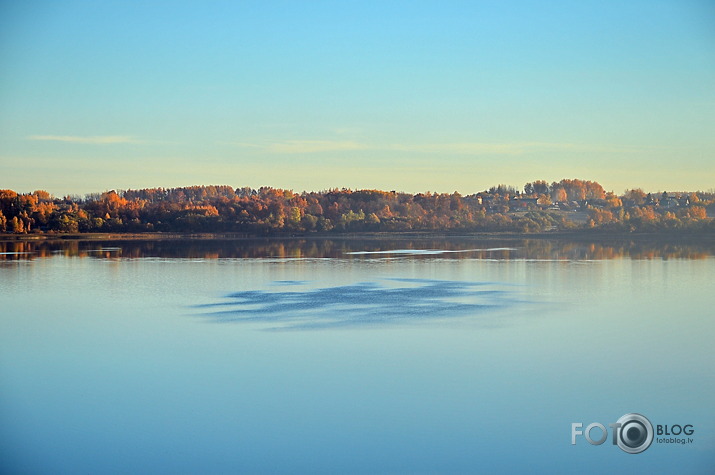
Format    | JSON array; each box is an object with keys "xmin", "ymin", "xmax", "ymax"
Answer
[{"xmin": 1, "ymin": 236, "xmax": 714, "ymax": 474}]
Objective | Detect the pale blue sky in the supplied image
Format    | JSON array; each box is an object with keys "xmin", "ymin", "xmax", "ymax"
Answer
[{"xmin": 1, "ymin": 0, "xmax": 713, "ymax": 196}]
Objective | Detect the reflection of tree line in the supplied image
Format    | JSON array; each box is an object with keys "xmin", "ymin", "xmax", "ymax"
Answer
[
  {"xmin": 1, "ymin": 238, "xmax": 713, "ymax": 261},
  {"xmin": 1, "ymin": 182, "xmax": 713, "ymax": 235}
]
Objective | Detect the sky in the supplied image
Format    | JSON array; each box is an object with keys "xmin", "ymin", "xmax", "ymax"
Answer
[{"xmin": 1, "ymin": 0, "xmax": 714, "ymax": 196}]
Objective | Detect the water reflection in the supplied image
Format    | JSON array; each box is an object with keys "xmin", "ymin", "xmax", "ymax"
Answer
[
  {"xmin": 0, "ymin": 236, "xmax": 713, "ymax": 261},
  {"xmin": 195, "ymin": 278, "xmax": 524, "ymax": 330}
]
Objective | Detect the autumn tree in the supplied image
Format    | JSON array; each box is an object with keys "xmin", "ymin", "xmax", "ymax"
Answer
[{"xmin": 623, "ymin": 189, "xmax": 646, "ymax": 205}]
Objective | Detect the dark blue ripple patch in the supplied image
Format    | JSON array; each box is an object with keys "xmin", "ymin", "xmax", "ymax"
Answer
[
  {"xmin": 193, "ymin": 279, "xmax": 528, "ymax": 330},
  {"xmin": 269, "ymin": 280, "xmax": 309, "ymax": 286}
]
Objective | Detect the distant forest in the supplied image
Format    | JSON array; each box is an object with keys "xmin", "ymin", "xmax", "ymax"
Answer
[{"xmin": 1, "ymin": 179, "xmax": 714, "ymax": 235}]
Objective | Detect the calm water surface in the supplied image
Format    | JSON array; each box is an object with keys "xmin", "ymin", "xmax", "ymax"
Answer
[{"xmin": 1, "ymin": 237, "xmax": 714, "ymax": 474}]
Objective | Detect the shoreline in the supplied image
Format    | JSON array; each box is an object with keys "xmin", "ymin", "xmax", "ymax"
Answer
[{"xmin": 2, "ymin": 230, "xmax": 714, "ymax": 243}]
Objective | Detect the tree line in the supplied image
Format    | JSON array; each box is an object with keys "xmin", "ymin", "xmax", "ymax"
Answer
[{"xmin": 1, "ymin": 179, "xmax": 713, "ymax": 235}]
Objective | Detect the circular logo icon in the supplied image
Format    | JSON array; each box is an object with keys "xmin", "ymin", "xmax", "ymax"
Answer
[{"xmin": 616, "ymin": 413, "xmax": 654, "ymax": 454}]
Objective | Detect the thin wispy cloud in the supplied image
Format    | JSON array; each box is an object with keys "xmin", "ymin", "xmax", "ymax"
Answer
[
  {"xmin": 28, "ymin": 135, "xmax": 141, "ymax": 144},
  {"xmin": 225, "ymin": 140, "xmax": 366, "ymax": 154},
  {"xmin": 229, "ymin": 139, "xmax": 638, "ymax": 156},
  {"xmin": 266, "ymin": 140, "xmax": 367, "ymax": 154},
  {"xmin": 387, "ymin": 142, "xmax": 561, "ymax": 155},
  {"xmin": 387, "ymin": 142, "xmax": 643, "ymax": 155}
]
